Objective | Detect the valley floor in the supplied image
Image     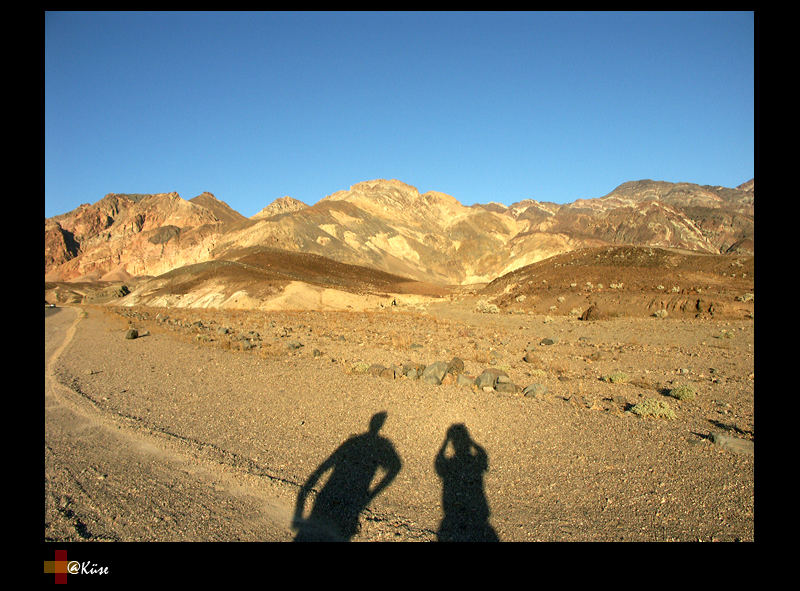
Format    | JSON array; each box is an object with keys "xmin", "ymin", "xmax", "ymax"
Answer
[{"xmin": 44, "ymin": 302, "xmax": 754, "ymax": 542}]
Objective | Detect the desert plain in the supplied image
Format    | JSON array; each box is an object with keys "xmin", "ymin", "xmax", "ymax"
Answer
[{"xmin": 44, "ymin": 247, "xmax": 755, "ymax": 543}]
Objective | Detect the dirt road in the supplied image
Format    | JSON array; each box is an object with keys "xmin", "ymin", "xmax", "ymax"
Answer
[
  {"xmin": 45, "ymin": 306, "xmax": 298, "ymax": 542},
  {"xmin": 44, "ymin": 304, "xmax": 754, "ymax": 542}
]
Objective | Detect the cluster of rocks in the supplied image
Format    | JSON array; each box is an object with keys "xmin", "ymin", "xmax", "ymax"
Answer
[{"xmin": 350, "ymin": 356, "xmax": 547, "ymax": 398}]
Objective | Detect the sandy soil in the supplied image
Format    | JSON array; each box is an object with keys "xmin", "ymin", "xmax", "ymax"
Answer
[{"xmin": 44, "ymin": 294, "xmax": 754, "ymax": 542}]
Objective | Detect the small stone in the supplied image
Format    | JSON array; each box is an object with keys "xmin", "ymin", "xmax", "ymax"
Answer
[
  {"xmin": 456, "ymin": 374, "xmax": 474, "ymax": 387},
  {"xmin": 421, "ymin": 361, "xmax": 449, "ymax": 385},
  {"xmin": 446, "ymin": 357, "xmax": 465, "ymax": 375},
  {"xmin": 523, "ymin": 383, "xmax": 547, "ymax": 398},
  {"xmin": 540, "ymin": 337, "xmax": 558, "ymax": 346},
  {"xmin": 494, "ymin": 382, "xmax": 519, "ymax": 394},
  {"xmin": 125, "ymin": 329, "xmax": 138, "ymax": 340},
  {"xmin": 709, "ymin": 432, "xmax": 754, "ymax": 456},
  {"xmin": 475, "ymin": 368, "xmax": 508, "ymax": 389}
]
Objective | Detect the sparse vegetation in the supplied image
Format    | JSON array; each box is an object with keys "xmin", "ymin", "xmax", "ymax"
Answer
[
  {"xmin": 668, "ymin": 384, "xmax": 696, "ymax": 401},
  {"xmin": 475, "ymin": 300, "xmax": 500, "ymax": 314},
  {"xmin": 602, "ymin": 371, "xmax": 629, "ymax": 384},
  {"xmin": 630, "ymin": 398, "xmax": 676, "ymax": 419}
]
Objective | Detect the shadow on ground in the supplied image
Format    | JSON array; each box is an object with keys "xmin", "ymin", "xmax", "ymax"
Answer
[
  {"xmin": 292, "ymin": 411, "xmax": 401, "ymax": 541},
  {"xmin": 434, "ymin": 423, "xmax": 499, "ymax": 542}
]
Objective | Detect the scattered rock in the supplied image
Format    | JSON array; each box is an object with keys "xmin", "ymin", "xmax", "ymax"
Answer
[
  {"xmin": 125, "ymin": 329, "xmax": 138, "ymax": 340},
  {"xmin": 456, "ymin": 374, "xmax": 474, "ymax": 387},
  {"xmin": 709, "ymin": 432, "xmax": 754, "ymax": 456},
  {"xmin": 379, "ymin": 367, "xmax": 396, "ymax": 380},
  {"xmin": 475, "ymin": 368, "xmax": 508, "ymax": 389},
  {"xmin": 421, "ymin": 361, "xmax": 449, "ymax": 385},
  {"xmin": 523, "ymin": 383, "xmax": 547, "ymax": 398},
  {"xmin": 495, "ymin": 381, "xmax": 519, "ymax": 394},
  {"xmin": 446, "ymin": 357, "xmax": 465, "ymax": 375}
]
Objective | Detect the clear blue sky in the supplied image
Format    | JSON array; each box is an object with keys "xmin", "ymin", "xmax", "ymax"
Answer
[{"xmin": 44, "ymin": 11, "xmax": 754, "ymax": 218}]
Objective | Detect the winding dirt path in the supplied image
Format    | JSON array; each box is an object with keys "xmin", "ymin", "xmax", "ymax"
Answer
[{"xmin": 45, "ymin": 306, "xmax": 298, "ymax": 542}]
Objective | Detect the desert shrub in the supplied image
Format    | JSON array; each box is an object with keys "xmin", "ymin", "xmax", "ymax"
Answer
[
  {"xmin": 475, "ymin": 300, "xmax": 499, "ymax": 314},
  {"xmin": 350, "ymin": 361, "xmax": 370, "ymax": 374},
  {"xmin": 668, "ymin": 384, "xmax": 696, "ymax": 401},
  {"xmin": 602, "ymin": 371, "xmax": 629, "ymax": 384},
  {"xmin": 630, "ymin": 398, "xmax": 676, "ymax": 419}
]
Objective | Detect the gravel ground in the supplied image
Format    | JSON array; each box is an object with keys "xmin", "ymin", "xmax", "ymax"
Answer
[{"xmin": 45, "ymin": 303, "xmax": 754, "ymax": 542}]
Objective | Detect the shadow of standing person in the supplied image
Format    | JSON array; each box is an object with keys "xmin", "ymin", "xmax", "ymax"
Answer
[
  {"xmin": 435, "ymin": 423, "xmax": 499, "ymax": 542},
  {"xmin": 292, "ymin": 411, "xmax": 401, "ymax": 541}
]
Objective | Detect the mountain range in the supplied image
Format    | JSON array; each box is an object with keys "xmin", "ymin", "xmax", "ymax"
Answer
[{"xmin": 44, "ymin": 177, "xmax": 754, "ymax": 288}]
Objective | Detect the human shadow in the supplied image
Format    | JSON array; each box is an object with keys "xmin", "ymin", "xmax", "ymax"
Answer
[
  {"xmin": 292, "ymin": 411, "xmax": 402, "ymax": 541},
  {"xmin": 435, "ymin": 423, "xmax": 499, "ymax": 542}
]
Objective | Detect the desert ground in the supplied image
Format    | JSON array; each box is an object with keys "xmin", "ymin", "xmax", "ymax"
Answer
[{"xmin": 44, "ymin": 272, "xmax": 755, "ymax": 542}]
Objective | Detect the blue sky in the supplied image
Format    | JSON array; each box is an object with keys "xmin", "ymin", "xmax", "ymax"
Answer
[{"xmin": 45, "ymin": 11, "xmax": 754, "ymax": 218}]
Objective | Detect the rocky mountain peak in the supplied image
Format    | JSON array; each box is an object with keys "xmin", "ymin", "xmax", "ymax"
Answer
[{"xmin": 251, "ymin": 196, "xmax": 308, "ymax": 220}]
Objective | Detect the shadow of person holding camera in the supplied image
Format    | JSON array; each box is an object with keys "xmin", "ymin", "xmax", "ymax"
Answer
[
  {"xmin": 435, "ymin": 423, "xmax": 499, "ymax": 542},
  {"xmin": 292, "ymin": 411, "xmax": 401, "ymax": 541}
]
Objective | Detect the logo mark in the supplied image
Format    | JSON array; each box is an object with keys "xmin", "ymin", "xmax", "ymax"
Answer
[
  {"xmin": 44, "ymin": 551, "xmax": 109, "ymax": 583},
  {"xmin": 43, "ymin": 550, "xmax": 68, "ymax": 584}
]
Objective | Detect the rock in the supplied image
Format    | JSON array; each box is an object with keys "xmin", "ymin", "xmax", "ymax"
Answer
[
  {"xmin": 709, "ymin": 432, "xmax": 754, "ymax": 456},
  {"xmin": 379, "ymin": 367, "xmax": 396, "ymax": 380},
  {"xmin": 522, "ymin": 350, "xmax": 539, "ymax": 363},
  {"xmin": 456, "ymin": 374, "xmax": 474, "ymax": 387},
  {"xmin": 495, "ymin": 381, "xmax": 519, "ymax": 394},
  {"xmin": 402, "ymin": 363, "xmax": 425, "ymax": 379},
  {"xmin": 287, "ymin": 340, "xmax": 304, "ymax": 350},
  {"xmin": 540, "ymin": 337, "xmax": 558, "ymax": 346},
  {"xmin": 523, "ymin": 383, "xmax": 547, "ymax": 398},
  {"xmin": 475, "ymin": 368, "xmax": 508, "ymax": 389},
  {"xmin": 312, "ymin": 348, "xmax": 323, "ymax": 357},
  {"xmin": 125, "ymin": 329, "xmax": 138, "ymax": 340},
  {"xmin": 421, "ymin": 361, "xmax": 449, "ymax": 385},
  {"xmin": 446, "ymin": 357, "xmax": 465, "ymax": 375},
  {"xmin": 217, "ymin": 326, "xmax": 231, "ymax": 335},
  {"xmin": 367, "ymin": 364, "xmax": 387, "ymax": 377}
]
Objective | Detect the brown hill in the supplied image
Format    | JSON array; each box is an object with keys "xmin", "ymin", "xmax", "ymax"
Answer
[
  {"xmin": 113, "ymin": 246, "xmax": 447, "ymax": 311},
  {"xmin": 479, "ymin": 245, "xmax": 754, "ymax": 320}
]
